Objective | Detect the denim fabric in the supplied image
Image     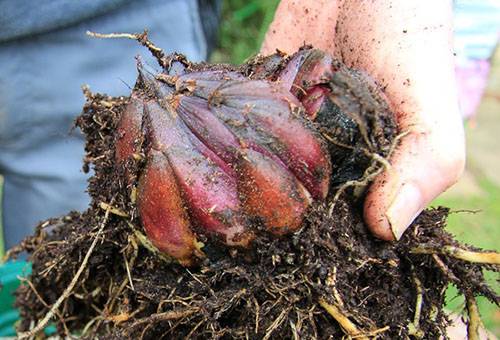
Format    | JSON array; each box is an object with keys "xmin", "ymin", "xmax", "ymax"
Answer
[{"xmin": 0, "ymin": 0, "xmax": 129, "ymax": 42}]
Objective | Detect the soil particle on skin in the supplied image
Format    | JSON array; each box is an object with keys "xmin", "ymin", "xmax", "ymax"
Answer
[{"xmin": 11, "ymin": 47, "xmax": 499, "ymax": 340}]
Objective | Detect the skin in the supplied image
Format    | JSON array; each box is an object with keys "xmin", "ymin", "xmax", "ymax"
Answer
[{"xmin": 262, "ymin": 0, "xmax": 465, "ymax": 241}]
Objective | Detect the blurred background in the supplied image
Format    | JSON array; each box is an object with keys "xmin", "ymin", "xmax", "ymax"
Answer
[{"xmin": 0, "ymin": 0, "xmax": 499, "ymax": 336}]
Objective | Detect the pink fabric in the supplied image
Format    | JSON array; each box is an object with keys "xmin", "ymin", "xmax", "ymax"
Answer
[{"xmin": 455, "ymin": 59, "xmax": 491, "ymax": 119}]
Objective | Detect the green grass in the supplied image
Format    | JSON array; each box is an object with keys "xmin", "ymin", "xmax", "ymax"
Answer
[
  {"xmin": 210, "ymin": 0, "xmax": 280, "ymax": 64},
  {"xmin": 434, "ymin": 177, "xmax": 500, "ymax": 257},
  {"xmin": 434, "ymin": 178, "xmax": 500, "ymax": 333}
]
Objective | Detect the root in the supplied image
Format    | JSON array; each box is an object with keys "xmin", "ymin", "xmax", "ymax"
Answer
[
  {"xmin": 99, "ymin": 202, "xmax": 128, "ymax": 217},
  {"xmin": 327, "ymin": 152, "xmax": 386, "ymax": 217},
  {"xmin": 319, "ymin": 298, "xmax": 390, "ymax": 339},
  {"xmin": 125, "ymin": 221, "xmax": 174, "ymax": 263},
  {"xmin": 327, "ymin": 130, "xmax": 408, "ymax": 216},
  {"xmin": 318, "ymin": 298, "xmax": 369, "ymax": 340},
  {"xmin": 127, "ymin": 308, "xmax": 200, "ymax": 330},
  {"xmin": 411, "ymin": 245, "xmax": 500, "ymax": 265},
  {"xmin": 19, "ymin": 277, "xmax": 71, "ymax": 336},
  {"xmin": 17, "ymin": 203, "xmax": 112, "ymax": 339},
  {"xmin": 263, "ymin": 306, "xmax": 291, "ymax": 340},
  {"xmin": 431, "ymin": 254, "xmax": 460, "ymax": 284},
  {"xmin": 86, "ymin": 31, "xmax": 167, "ymax": 69},
  {"xmin": 353, "ymin": 326, "xmax": 390, "ymax": 338},
  {"xmin": 326, "ymin": 266, "xmax": 344, "ymax": 308},
  {"xmin": 465, "ymin": 294, "xmax": 482, "ymax": 340},
  {"xmin": 97, "ymin": 237, "xmax": 139, "ymax": 332},
  {"xmin": 407, "ymin": 271, "xmax": 424, "ymax": 338},
  {"xmin": 321, "ymin": 133, "xmax": 355, "ymax": 151},
  {"xmin": 123, "ymin": 236, "xmax": 138, "ymax": 292}
]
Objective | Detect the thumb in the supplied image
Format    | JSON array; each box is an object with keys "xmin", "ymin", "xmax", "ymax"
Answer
[{"xmin": 363, "ymin": 111, "xmax": 466, "ymax": 241}]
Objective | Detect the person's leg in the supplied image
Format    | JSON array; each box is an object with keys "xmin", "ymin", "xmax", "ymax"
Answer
[{"xmin": 0, "ymin": 0, "xmax": 211, "ymax": 249}]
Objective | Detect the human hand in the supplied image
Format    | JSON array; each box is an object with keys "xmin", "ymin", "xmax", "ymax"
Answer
[{"xmin": 261, "ymin": 0, "xmax": 465, "ymax": 240}]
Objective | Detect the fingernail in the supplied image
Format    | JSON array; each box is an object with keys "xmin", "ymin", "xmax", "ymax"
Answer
[{"xmin": 385, "ymin": 183, "xmax": 423, "ymax": 240}]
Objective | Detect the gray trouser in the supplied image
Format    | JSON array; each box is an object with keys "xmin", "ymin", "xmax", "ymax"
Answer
[{"xmin": 0, "ymin": 0, "xmax": 208, "ymax": 249}]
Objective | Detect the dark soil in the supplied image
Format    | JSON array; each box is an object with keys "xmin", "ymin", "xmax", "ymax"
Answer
[{"xmin": 11, "ymin": 38, "xmax": 499, "ymax": 339}]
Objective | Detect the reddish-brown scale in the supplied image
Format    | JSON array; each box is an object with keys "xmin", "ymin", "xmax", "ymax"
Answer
[
  {"xmin": 176, "ymin": 95, "xmax": 241, "ymax": 165},
  {"xmin": 115, "ymin": 94, "xmax": 143, "ymax": 165},
  {"xmin": 137, "ymin": 150, "xmax": 199, "ymax": 266},
  {"xmin": 175, "ymin": 70, "xmax": 245, "ymax": 99},
  {"xmin": 279, "ymin": 49, "xmax": 335, "ymax": 118},
  {"xmin": 291, "ymin": 50, "xmax": 334, "ymax": 94},
  {"xmin": 238, "ymin": 149, "xmax": 312, "ymax": 235}
]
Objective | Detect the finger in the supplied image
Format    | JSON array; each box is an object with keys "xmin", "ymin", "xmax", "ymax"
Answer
[
  {"xmin": 364, "ymin": 119, "xmax": 465, "ymax": 241},
  {"xmin": 261, "ymin": 0, "xmax": 338, "ymax": 55}
]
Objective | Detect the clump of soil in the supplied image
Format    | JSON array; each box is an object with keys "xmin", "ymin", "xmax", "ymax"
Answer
[{"xmin": 10, "ymin": 33, "xmax": 499, "ymax": 339}]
